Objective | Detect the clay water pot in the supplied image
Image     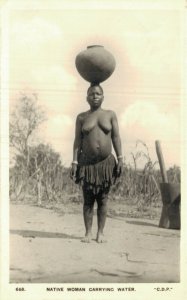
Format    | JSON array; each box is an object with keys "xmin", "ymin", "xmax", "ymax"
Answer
[{"xmin": 75, "ymin": 45, "xmax": 116, "ymax": 84}]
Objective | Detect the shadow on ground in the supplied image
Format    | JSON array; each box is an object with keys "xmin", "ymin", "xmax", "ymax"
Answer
[
  {"xmin": 10, "ymin": 229, "xmax": 82, "ymax": 240},
  {"xmin": 126, "ymin": 220, "xmax": 158, "ymax": 227}
]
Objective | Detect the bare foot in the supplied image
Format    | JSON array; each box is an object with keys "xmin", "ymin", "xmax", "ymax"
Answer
[
  {"xmin": 81, "ymin": 233, "xmax": 92, "ymax": 243},
  {"xmin": 96, "ymin": 232, "xmax": 107, "ymax": 243}
]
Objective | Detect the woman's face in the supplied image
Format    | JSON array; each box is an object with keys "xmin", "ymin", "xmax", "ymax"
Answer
[{"xmin": 87, "ymin": 86, "xmax": 104, "ymax": 108}]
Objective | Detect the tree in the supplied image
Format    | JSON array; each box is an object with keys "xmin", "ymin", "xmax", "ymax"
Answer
[
  {"xmin": 10, "ymin": 93, "xmax": 46, "ymax": 167},
  {"xmin": 9, "ymin": 93, "xmax": 46, "ymax": 199},
  {"xmin": 28, "ymin": 143, "xmax": 64, "ymax": 204}
]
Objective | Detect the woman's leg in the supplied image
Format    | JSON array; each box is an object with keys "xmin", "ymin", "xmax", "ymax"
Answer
[
  {"xmin": 82, "ymin": 186, "xmax": 95, "ymax": 242},
  {"xmin": 96, "ymin": 188, "xmax": 110, "ymax": 243}
]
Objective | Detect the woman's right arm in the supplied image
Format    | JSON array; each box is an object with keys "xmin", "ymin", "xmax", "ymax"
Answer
[{"xmin": 70, "ymin": 115, "xmax": 82, "ymax": 179}]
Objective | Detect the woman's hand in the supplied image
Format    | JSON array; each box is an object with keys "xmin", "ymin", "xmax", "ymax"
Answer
[
  {"xmin": 70, "ymin": 163, "xmax": 78, "ymax": 180},
  {"xmin": 116, "ymin": 159, "xmax": 123, "ymax": 177}
]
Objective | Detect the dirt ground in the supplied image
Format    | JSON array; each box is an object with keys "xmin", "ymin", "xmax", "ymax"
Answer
[{"xmin": 10, "ymin": 203, "xmax": 180, "ymax": 283}]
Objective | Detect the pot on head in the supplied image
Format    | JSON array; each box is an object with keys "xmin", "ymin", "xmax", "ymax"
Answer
[{"xmin": 75, "ymin": 45, "xmax": 116, "ymax": 84}]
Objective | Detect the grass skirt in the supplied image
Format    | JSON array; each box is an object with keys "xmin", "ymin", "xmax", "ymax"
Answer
[{"xmin": 75, "ymin": 154, "xmax": 117, "ymax": 194}]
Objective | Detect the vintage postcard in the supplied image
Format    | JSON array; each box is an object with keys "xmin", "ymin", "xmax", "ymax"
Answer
[{"xmin": 1, "ymin": 0, "xmax": 187, "ymax": 299}]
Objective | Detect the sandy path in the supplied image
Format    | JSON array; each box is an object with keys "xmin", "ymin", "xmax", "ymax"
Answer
[{"xmin": 10, "ymin": 204, "xmax": 180, "ymax": 283}]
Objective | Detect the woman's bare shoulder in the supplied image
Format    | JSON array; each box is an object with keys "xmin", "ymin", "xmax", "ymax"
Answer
[
  {"xmin": 102, "ymin": 109, "xmax": 117, "ymax": 117},
  {"xmin": 76, "ymin": 111, "xmax": 90, "ymax": 121}
]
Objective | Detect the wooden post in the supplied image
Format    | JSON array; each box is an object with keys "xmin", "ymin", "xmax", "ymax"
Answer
[
  {"xmin": 155, "ymin": 140, "xmax": 168, "ymax": 183},
  {"xmin": 155, "ymin": 140, "xmax": 180, "ymax": 229}
]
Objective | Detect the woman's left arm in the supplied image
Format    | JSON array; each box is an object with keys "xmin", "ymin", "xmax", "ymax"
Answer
[{"xmin": 111, "ymin": 111, "xmax": 123, "ymax": 176}]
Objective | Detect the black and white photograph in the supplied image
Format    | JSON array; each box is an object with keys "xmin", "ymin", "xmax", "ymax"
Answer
[{"xmin": 0, "ymin": 0, "xmax": 186, "ymax": 299}]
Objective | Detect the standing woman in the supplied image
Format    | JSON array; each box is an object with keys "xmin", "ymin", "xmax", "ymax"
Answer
[{"xmin": 70, "ymin": 84, "xmax": 123, "ymax": 243}]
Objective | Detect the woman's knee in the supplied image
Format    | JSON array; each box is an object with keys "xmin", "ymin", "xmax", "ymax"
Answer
[
  {"xmin": 83, "ymin": 187, "xmax": 95, "ymax": 207},
  {"xmin": 96, "ymin": 193, "xmax": 109, "ymax": 208}
]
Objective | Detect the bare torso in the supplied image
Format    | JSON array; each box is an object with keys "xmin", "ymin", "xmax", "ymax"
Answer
[{"xmin": 79, "ymin": 109, "xmax": 113, "ymax": 164}]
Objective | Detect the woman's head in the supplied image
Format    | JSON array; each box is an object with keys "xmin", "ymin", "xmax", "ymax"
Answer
[
  {"xmin": 87, "ymin": 83, "xmax": 103, "ymax": 95},
  {"xmin": 87, "ymin": 84, "xmax": 104, "ymax": 109}
]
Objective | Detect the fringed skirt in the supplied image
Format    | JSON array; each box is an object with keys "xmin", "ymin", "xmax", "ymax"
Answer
[{"xmin": 75, "ymin": 154, "xmax": 117, "ymax": 194}]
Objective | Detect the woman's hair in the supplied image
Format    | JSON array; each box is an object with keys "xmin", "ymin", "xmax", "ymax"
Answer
[{"xmin": 87, "ymin": 83, "xmax": 103, "ymax": 95}]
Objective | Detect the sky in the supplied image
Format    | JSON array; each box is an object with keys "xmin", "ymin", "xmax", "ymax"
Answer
[{"xmin": 8, "ymin": 3, "xmax": 183, "ymax": 168}]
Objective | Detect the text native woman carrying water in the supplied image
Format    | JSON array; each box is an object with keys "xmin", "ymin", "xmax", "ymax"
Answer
[{"xmin": 70, "ymin": 84, "xmax": 123, "ymax": 243}]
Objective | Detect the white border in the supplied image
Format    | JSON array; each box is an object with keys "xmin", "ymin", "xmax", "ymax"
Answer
[{"xmin": 1, "ymin": 0, "xmax": 187, "ymax": 299}]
